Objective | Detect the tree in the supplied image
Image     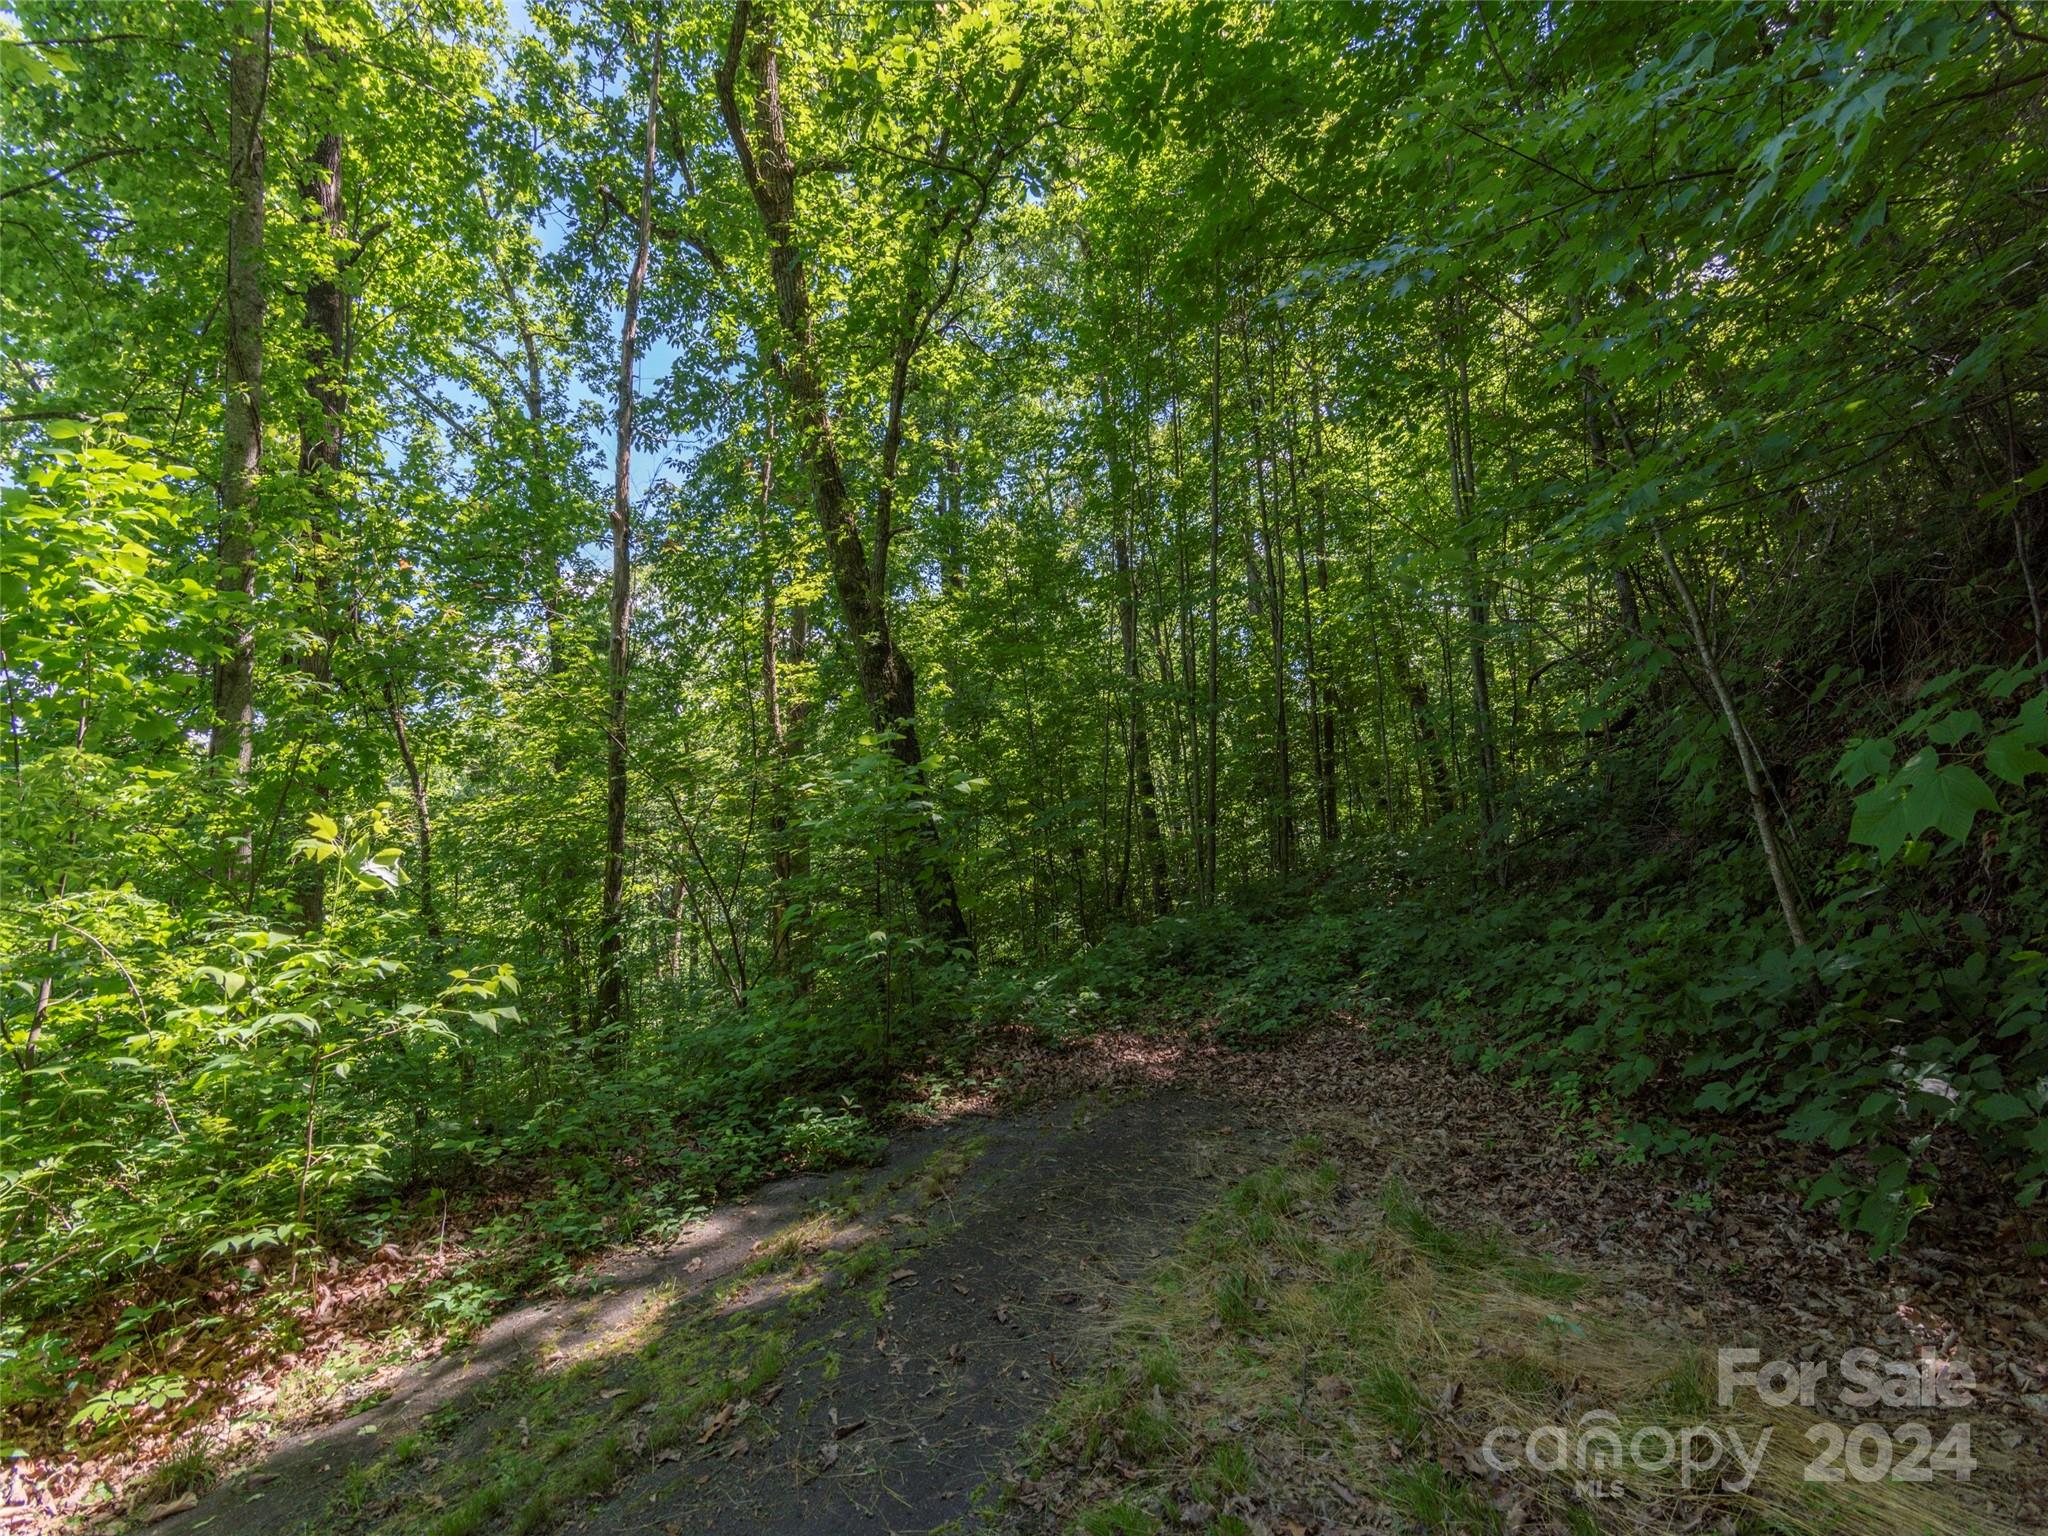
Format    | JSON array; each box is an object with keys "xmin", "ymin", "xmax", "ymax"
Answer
[
  {"xmin": 596, "ymin": 24, "xmax": 664, "ymax": 1041},
  {"xmin": 209, "ymin": 2, "xmax": 268, "ymax": 880}
]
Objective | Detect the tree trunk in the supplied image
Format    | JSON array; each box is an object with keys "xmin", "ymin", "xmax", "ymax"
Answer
[
  {"xmin": 596, "ymin": 33, "xmax": 661, "ymax": 1040},
  {"xmin": 1280, "ymin": 368, "xmax": 1332, "ymax": 848},
  {"xmin": 1100, "ymin": 372, "xmax": 1166, "ymax": 917},
  {"xmin": 1304, "ymin": 346, "xmax": 1344, "ymax": 839},
  {"xmin": 1441, "ymin": 314, "xmax": 1501, "ymax": 864},
  {"xmin": 294, "ymin": 125, "xmax": 345, "ymax": 931},
  {"xmin": 1389, "ymin": 631, "xmax": 1453, "ymax": 818},
  {"xmin": 761, "ymin": 407, "xmax": 812, "ymax": 982},
  {"xmin": 1168, "ymin": 379, "xmax": 1203, "ymax": 895},
  {"xmin": 487, "ymin": 257, "xmax": 584, "ymax": 1025},
  {"xmin": 715, "ymin": 0, "xmax": 971, "ymax": 953},
  {"xmin": 1240, "ymin": 323, "xmax": 1293, "ymax": 877},
  {"xmin": 1597, "ymin": 397, "xmax": 1812, "ymax": 951},
  {"xmin": 1115, "ymin": 532, "xmax": 1168, "ymax": 916},
  {"xmin": 1574, "ymin": 330, "xmax": 1644, "ymax": 645},
  {"xmin": 1202, "ymin": 311, "xmax": 1223, "ymax": 905},
  {"xmin": 1654, "ymin": 527, "xmax": 1811, "ymax": 949},
  {"xmin": 383, "ymin": 676, "xmax": 440, "ymax": 947},
  {"xmin": 210, "ymin": 16, "xmax": 267, "ymax": 882}
]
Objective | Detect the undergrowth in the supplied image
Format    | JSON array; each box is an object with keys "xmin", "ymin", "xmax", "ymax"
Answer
[{"xmin": 1007, "ymin": 674, "xmax": 2048, "ymax": 1263}]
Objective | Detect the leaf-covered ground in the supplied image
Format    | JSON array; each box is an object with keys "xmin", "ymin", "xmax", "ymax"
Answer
[{"xmin": 40, "ymin": 1022, "xmax": 2048, "ymax": 1535}]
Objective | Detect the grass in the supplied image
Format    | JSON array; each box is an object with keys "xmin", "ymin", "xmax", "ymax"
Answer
[
  {"xmin": 125, "ymin": 1441, "xmax": 218, "ymax": 1510},
  {"xmin": 378, "ymin": 1295, "xmax": 800, "ymax": 1536},
  {"xmin": 909, "ymin": 1134, "xmax": 989, "ymax": 1203},
  {"xmin": 296, "ymin": 1129, "xmax": 992, "ymax": 1535},
  {"xmin": 1029, "ymin": 1138, "xmax": 2016, "ymax": 1536}
]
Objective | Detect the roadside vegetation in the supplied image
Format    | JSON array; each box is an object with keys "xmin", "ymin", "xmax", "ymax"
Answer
[{"xmin": 4, "ymin": 1, "xmax": 2047, "ymax": 1525}]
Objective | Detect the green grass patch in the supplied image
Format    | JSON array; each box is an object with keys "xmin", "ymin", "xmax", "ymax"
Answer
[{"xmin": 1024, "ymin": 1161, "xmax": 2013, "ymax": 1536}]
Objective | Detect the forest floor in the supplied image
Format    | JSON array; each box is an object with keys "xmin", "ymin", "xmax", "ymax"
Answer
[{"xmin": 71, "ymin": 1023, "xmax": 2048, "ymax": 1536}]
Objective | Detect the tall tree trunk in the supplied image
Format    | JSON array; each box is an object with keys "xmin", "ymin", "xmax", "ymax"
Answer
[
  {"xmin": 210, "ymin": 15, "xmax": 267, "ymax": 882},
  {"xmin": 1202, "ymin": 311, "xmax": 1223, "ymax": 905},
  {"xmin": 293, "ymin": 124, "xmax": 345, "ymax": 931},
  {"xmin": 761, "ymin": 407, "xmax": 812, "ymax": 982},
  {"xmin": 1572, "ymin": 306, "xmax": 1644, "ymax": 646},
  {"xmin": 716, "ymin": 0, "xmax": 971, "ymax": 953},
  {"xmin": 1240, "ymin": 324, "xmax": 1293, "ymax": 877},
  {"xmin": 1100, "ymin": 373, "xmax": 1166, "ymax": 917},
  {"xmin": 1654, "ymin": 527, "xmax": 1811, "ymax": 949},
  {"xmin": 596, "ymin": 34, "xmax": 661, "ymax": 1040},
  {"xmin": 938, "ymin": 423, "xmax": 967, "ymax": 594},
  {"xmin": 1168, "ymin": 378, "xmax": 1203, "ymax": 896},
  {"xmin": 1389, "ymin": 631, "xmax": 1453, "ymax": 818},
  {"xmin": 1115, "ymin": 532, "xmax": 1168, "ymax": 916},
  {"xmin": 485, "ymin": 255, "xmax": 585, "ymax": 1024},
  {"xmin": 1597, "ymin": 398, "xmax": 1811, "ymax": 950},
  {"xmin": 1441, "ymin": 311, "xmax": 1501, "ymax": 864},
  {"xmin": 1280, "ymin": 370, "xmax": 1333, "ymax": 847},
  {"xmin": 1304, "ymin": 346, "xmax": 1344, "ymax": 839}
]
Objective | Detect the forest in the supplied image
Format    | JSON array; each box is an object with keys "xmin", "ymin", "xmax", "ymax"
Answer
[{"xmin": 3, "ymin": 1, "xmax": 2047, "ymax": 1532}]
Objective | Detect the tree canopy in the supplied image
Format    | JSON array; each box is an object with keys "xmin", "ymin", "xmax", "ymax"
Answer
[{"xmin": 3, "ymin": 0, "xmax": 2047, "ymax": 1483}]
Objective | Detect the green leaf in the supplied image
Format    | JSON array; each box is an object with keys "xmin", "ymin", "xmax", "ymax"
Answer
[
  {"xmin": 1985, "ymin": 730, "xmax": 2048, "ymax": 786},
  {"xmin": 1907, "ymin": 762, "xmax": 2000, "ymax": 844},
  {"xmin": 1836, "ymin": 736, "xmax": 1892, "ymax": 787},
  {"xmin": 1925, "ymin": 709, "xmax": 1982, "ymax": 747},
  {"xmin": 1974, "ymin": 1092, "xmax": 2035, "ymax": 1124}
]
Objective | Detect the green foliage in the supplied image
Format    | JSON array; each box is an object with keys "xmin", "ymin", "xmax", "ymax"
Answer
[
  {"xmin": 0, "ymin": 908, "xmax": 520, "ymax": 1399},
  {"xmin": 1343, "ymin": 763, "xmax": 2048, "ymax": 1252},
  {"xmin": 6, "ymin": 0, "xmax": 2048, "ymax": 1479},
  {"xmin": 995, "ymin": 889, "xmax": 1353, "ymax": 1049},
  {"xmin": 778, "ymin": 1103, "xmax": 888, "ymax": 1171},
  {"xmin": 1842, "ymin": 668, "xmax": 2048, "ymax": 862}
]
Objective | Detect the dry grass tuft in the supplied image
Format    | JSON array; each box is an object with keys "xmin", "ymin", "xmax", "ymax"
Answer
[{"xmin": 1025, "ymin": 1142, "xmax": 2016, "ymax": 1536}]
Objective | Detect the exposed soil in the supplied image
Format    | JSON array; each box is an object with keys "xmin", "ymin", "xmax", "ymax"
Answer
[
  {"xmin": 989, "ymin": 1023, "xmax": 2048, "ymax": 1531},
  {"xmin": 151, "ymin": 1089, "xmax": 1277, "ymax": 1536},
  {"xmin": 93, "ymin": 1023, "xmax": 2048, "ymax": 1534}
]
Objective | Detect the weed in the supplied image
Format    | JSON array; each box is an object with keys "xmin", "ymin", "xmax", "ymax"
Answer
[
  {"xmin": 129, "ymin": 1442, "xmax": 216, "ymax": 1507},
  {"xmin": 1077, "ymin": 1498, "xmax": 1158, "ymax": 1535}
]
